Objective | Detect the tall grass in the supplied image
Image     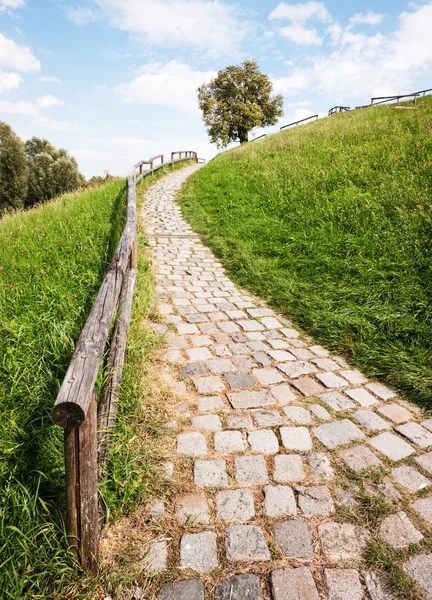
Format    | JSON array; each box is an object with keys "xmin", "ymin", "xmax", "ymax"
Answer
[{"xmin": 178, "ymin": 98, "xmax": 432, "ymax": 408}]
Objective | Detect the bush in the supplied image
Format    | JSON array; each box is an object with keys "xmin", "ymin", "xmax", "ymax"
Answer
[{"xmin": 0, "ymin": 121, "xmax": 27, "ymax": 216}]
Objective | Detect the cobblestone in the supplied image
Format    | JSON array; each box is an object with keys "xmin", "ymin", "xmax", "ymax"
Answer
[
  {"xmin": 216, "ymin": 489, "xmax": 255, "ymax": 521},
  {"xmin": 194, "ymin": 459, "xmax": 228, "ymax": 487},
  {"xmin": 248, "ymin": 429, "xmax": 279, "ymax": 454},
  {"xmin": 296, "ymin": 485, "xmax": 334, "ymax": 516},
  {"xmin": 379, "ymin": 512, "xmax": 423, "ymax": 548},
  {"xmin": 313, "ymin": 419, "xmax": 365, "ymax": 450},
  {"xmin": 234, "ymin": 455, "xmax": 269, "ymax": 484},
  {"xmin": 308, "ymin": 452, "xmax": 334, "ymax": 478},
  {"xmin": 264, "ymin": 485, "xmax": 297, "ymax": 517},
  {"xmin": 280, "ymin": 426, "xmax": 313, "ymax": 451},
  {"xmin": 325, "ymin": 569, "xmax": 363, "ymax": 600},
  {"xmin": 180, "ymin": 531, "xmax": 218, "ymax": 571},
  {"xmin": 272, "ymin": 520, "xmax": 314, "ymax": 559},
  {"xmin": 215, "ymin": 574, "xmax": 263, "ymax": 600},
  {"xmin": 225, "ymin": 525, "xmax": 270, "ymax": 562},
  {"xmin": 274, "ymin": 454, "xmax": 305, "ymax": 482},
  {"xmin": 319, "ymin": 522, "xmax": 369, "ymax": 559}
]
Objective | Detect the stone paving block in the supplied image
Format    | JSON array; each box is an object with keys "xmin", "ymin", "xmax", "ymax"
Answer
[
  {"xmin": 175, "ymin": 493, "xmax": 210, "ymax": 525},
  {"xmin": 231, "ymin": 355, "xmax": 256, "ymax": 370},
  {"xmin": 237, "ymin": 319, "xmax": 265, "ymax": 332},
  {"xmin": 177, "ymin": 432, "xmax": 207, "ymax": 456},
  {"xmin": 252, "ymin": 368, "xmax": 285, "ymax": 385},
  {"xmin": 290, "ymin": 376, "xmax": 325, "ymax": 396},
  {"xmin": 325, "ymin": 569, "xmax": 363, "ymax": 600},
  {"xmin": 310, "ymin": 404, "xmax": 331, "ymax": 420},
  {"xmin": 269, "ymin": 384, "xmax": 297, "ymax": 404},
  {"xmin": 270, "ymin": 567, "xmax": 319, "ymax": 600},
  {"xmin": 283, "ymin": 406, "xmax": 311, "ymax": 425},
  {"xmin": 273, "ymin": 454, "xmax": 305, "ymax": 482},
  {"xmin": 186, "ymin": 347, "xmax": 213, "ymax": 362},
  {"xmin": 252, "ymin": 409, "xmax": 284, "ymax": 427},
  {"xmin": 180, "ymin": 531, "xmax": 218, "ymax": 571},
  {"xmin": 218, "ymin": 321, "xmax": 240, "ymax": 334},
  {"xmin": 165, "ymin": 349, "xmax": 183, "ymax": 364},
  {"xmin": 264, "ymin": 485, "xmax": 297, "ymax": 517},
  {"xmin": 206, "ymin": 358, "xmax": 236, "ymax": 374},
  {"xmin": 316, "ymin": 372, "xmax": 348, "ymax": 389},
  {"xmin": 261, "ymin": 316, "xmax": 283, "ymax": 329},
  {"xmin": 280, "ymin": 426, "xmax": 313, "ymax": 451},
  {"xmin": 247, "ymin": 340, "xmax": 269, "ymax": 352},
  {"xmin": 423, "ymin": 419, "xmax": 432, "ymax": 433},
  {"xmin": 194, "ymin": 459, "xmax": 228, "ymax": 487},
  {"xmin": 311, "ymin": 357, "xmax": 340, "ymax": 371},
  {"xmin": 309, "ymin": 344, "xmax": 330, "ymax": 356},
  {"xmin": 377, "ymin": 403, "xmax": 413, "ymax": 424},
  {"xmin": 211, "ymin": 344, "xmax": 232, "ymax": 357},
  {"xmin": 234, "ymin": 455, "xmax": 269, "ymax": 484},
  {"xmin": 366, "ymin": 382, "xmax": 396, "ymax": 400},
  {"xmin": 364, "ymin": 478, "xmax": 401, "ymax": 501},
  {"xmin": 177, "ymin": 323, "xmax": 199, "ymax": 334},
  {"xmin": 226, "ymin": 412, "xmax": 253, "ymax": 429},
  {"xmin": 225, "ymin": 525, "xmax": 270, "ymax": 562},
  {"xmin": 248, "ymin": 429, "xmax": 279, "ymax": 454},
  {"xmin": 193, "ymin": 376, "xmax": 225, "ymax": 394},
  {"xmin": 228, "ymin": 389, "xmax": 272, "ymax": 409},
  {"xmin": 191, "ymin": 414, "xmax": 222, "ymax": 431},
  {"xmin": 150, "ymin": 322, "xmax": 168, "ymax": 336},
  {"xmin": 411, "ymin": 497, "xmax": 432, "ymax": 525},
  {"xmin": 190, "ymin": 335, "xmax": 213, "ymax": 347},
  {"xmin": 224, "ymin": 371, "xmax": 256, "ymax": 389},
  {"xmin": 198, "ymin": 395, "xmax": 224, "ymax": 412},
  {"xmin": 273, "ymin": 520, "xmax": 314, "ymax": 559},
  {"xmin": 395, "ymin": 422, "xmax": 432, "ymax": 448},
  {"xmin": 214, "ymin": 430, "xmax": 245, "ymax": 453},
  {"xmin": 339, "ymin": 445, "xmax": 383, "ymax": 472},
  {"xmin": 336, "ymin": 487, "xmax": 359, "ymax": 507},
  {"xmin": 379, "ymin": 512, "xmax": 423, "ymax": 548},
  {"xmin": 253, "ymin": 351, "xmax": 272, "ymax": 366},
  {"xmin": 187, "ymin": 313, "xmax": 209, "ymax": 324},
  {"xmin": 416, "ymin": 451, "xmax": 432, "ymax": 475},
  {"xmin": 226, "ymin": 310, "xmax": 248, "ymax": 320},
  {"xmin": 173, "ymin": 400, "xmax": 190, "ymax": 416},
  {"xmin": 308, "ymin": 452, "xmax": 334, "ymax": 478},
  {"xmin": 268, "ymin": 338, "xmax": 290, "ymax": 349},
  {"xmin": 147, "ymin": 499, "xmax": 165, "ymax": 517},
  {"xmin": 313, "ymin": 419, "xmax": 365, "ymax": 450},
  {"xmin": 368, "ymin": 432, "xmax": 415, "ymax": 461},
  {"xmin": 319, "ymin": 522, "xmax": 370, "ymax": 559},
  {"xmin": 160, "ymin": 579, "xmax": 205, "ymax": 600},
  {"xmin": 181, "ymin": 362, "xmax": 208, "ymax": 377},
  {"xmin": 345, "ymin": 387, "xmax": 380, "ymax": 407},
  {"xmin": 352, "ymin": 409, "xmax": 391, "ymax": 431},
  {"xmin": 296, "ymin": 485, "xmax": 334, "ymax": 516},
  {"xmin": 290, "ymin": 347, "xmax": 314, "ymax": 360},
  {"xmin": 247, "ymin": 308, "xmax": 274, "ymax": 317},
  {"xmin": 174, "ymin": 381, "xmax": 188, "ymax": 395},
  {"xmin": 281, "ymin": 327, "xmax": 300, "ymax": 338},
  {"xmin": 392, "ymin": 465, "xmax": 430, "ymax": 491},
  {"xmin": 215, "ymin": 574, "xmax": 263, "ymax": 600},
  {"xmin": 268, "ymin": 350, "xmax": 296, "ymax": 362},
  {"xmin": 340, "ymin": 369, "xmax": 368, "ymax": 385},
  {"xmin": 364, "ymin": 571, "xmax": 395, "ymax": 600},
  {"xmin": 404, "ymin": 554, "xmax": 432, "ymax": 600},
  {"xmin": 216, "ymin": 489, "xmax": 255, "ymax": 521},
  {"xmin": 320, "ymin": 391, "xmax": 355, "ymax": 411}
]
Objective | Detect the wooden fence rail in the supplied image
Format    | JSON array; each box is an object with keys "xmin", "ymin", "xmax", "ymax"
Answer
[
  {"xmin": 52, "ymin": 150, "xmax": 200, "ymax": 571},
  {"xmin": 280, "ymin": 114, "xmax": 318, "ymax": 131}
]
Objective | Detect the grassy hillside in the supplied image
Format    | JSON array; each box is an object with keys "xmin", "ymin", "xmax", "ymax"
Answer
[{"xmin": 178, "ymin": 97, "xmax": 432, "ymax": 408}]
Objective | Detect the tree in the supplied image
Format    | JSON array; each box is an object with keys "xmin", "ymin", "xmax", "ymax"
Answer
[
  {"xmin": 198, "ymin": 60, "xmax": 284, "ymax": 147},
  {"xmin": 0, "ymin": 121, "xmax": 27, "ymax": 216}
]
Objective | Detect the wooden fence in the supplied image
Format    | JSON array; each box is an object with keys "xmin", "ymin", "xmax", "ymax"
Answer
[
  {"xmin": 328, "ymin": 106, "xmax": 350, "ymax": 116},
  {"xmin": 52, "ymin": 150, "xmax": 199, "ymax": 571},
  {"xmin": 280, "ymin": 114, "xmax": 318, "ymax": 131}
]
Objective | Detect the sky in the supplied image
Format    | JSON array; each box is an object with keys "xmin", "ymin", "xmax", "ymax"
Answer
[{"xmin": 0, "ymin": 0, "xmax": 431, "ymax": 178}]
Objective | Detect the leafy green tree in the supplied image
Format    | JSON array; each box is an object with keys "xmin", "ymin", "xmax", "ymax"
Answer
[
  {"xmin": 26, "ymin": 152, "xmax": 55, "ymax": 207},
  {"xmin": 0, "ymin": 121, "xmax": 27, "ymax": 216},
  {"xmin": 198, "ymin": 60, "xmax": 284, "ymax": 147}
]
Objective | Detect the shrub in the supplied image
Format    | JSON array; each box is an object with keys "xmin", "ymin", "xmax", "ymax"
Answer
[{"xmin": 0, "ymin": 121, "xmax": 27, "ymax": 216}]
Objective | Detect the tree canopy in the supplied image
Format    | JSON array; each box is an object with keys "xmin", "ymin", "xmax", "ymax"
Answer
[
  {"xmin": 198, "ymin": 60, "xmax": 284, "ymax": 147},
  {"xmin": 0, "ymin": 122, "xmax": 28, "ymax": 216}
]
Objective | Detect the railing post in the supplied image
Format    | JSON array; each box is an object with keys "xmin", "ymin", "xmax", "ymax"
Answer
[{"xmin": 130, "ymin": 236, "xmax": 138, "ymax": 269}]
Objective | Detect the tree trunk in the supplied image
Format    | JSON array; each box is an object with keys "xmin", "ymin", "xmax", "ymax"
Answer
[{"xmin": 238, "ymin": 129, "xmax": 248, "ymax": 144}]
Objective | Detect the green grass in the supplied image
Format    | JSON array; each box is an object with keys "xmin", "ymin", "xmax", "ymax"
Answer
[{"xmin": 178, "ymin": 97, "xmax": 432, "ymax": 408}]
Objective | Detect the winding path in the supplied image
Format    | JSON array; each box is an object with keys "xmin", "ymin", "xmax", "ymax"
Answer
[{"xmin": 142, "ymin": 164, "xmax": 432, "ymax": 600}]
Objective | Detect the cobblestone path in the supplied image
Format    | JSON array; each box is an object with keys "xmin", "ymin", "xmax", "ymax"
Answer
[{"xmin": 142, "ymin": 164, "xmax": 432, "ymax": 599}]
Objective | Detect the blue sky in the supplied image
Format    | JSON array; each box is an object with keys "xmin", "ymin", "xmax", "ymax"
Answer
[{"xmin": 0, "ymin": 0, "xmax": 431, "ymax": 177}]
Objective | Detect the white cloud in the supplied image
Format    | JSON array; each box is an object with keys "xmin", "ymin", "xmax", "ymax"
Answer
[
  {"xmin": 65, "ymin": 5, "xmax": 97, "ymax": 25},
  {"xmin": 116, "ymin": 60, "xmax": 216, "ymax": 113},
  {"xmin": 348, "ymin": 12, "xmax": 384, "ymax": 28},
  {"xmin": 0, "ymin": 0, "xmax": 25, "ymax": 13},
  {"xmin": 0, "ymin": 69, "xmax": 22, "ymax": 94},
  {"xmin": 0, "ymin": 34, "xmax": 40, "ymax": 72},
  {"xmin": 70, "ymin": 0, "xmax": 246, "ymax": 55},
  {"xmin": 280, "ymin": 23, "xmax": 322, "ymax": 45},
  {"xmin": 40, "ymin": 76, "xmax": 61, "ymax": 84},
  {"xmin": 0, "ymin": 99, "xmax": 37, "ymax": 116},
  {"xmin": 269, "ymin": 1, "xmax": 331, "ymax": 23},
  {"xmin": 36, "ymin": 95, "xmax": 64, "ymax": 108}
]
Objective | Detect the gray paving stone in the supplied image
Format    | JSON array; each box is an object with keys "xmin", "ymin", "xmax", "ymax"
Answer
[
  {"xmin": 395, "ymin": 422, "xmax": 432, "ymax": 448},
  {"xmin": 150, "ymin": 322, "xmax": 168, "ymax": 336},
  {"xmin": 193, "ymin": 376, "xmax": 225, "ymax": 394},
  {"xmin": 313, "ymin": 419, "xmax": 365, "ymax": 450},
  {"xmin": 194, "ymin": 459, "xmax": 228, "ymax": 487},
  {"xmin": 197, "ymin": 395, "xmax": 224, "ymax": 412},
  {"xmin": 234, "ymin": 455, "xmax": 269, "ymax": 484},
  {"xmin": 340, "ymin": 369, "xmax": 368, "ymax": 385},
  {"xmin": 248, "ymin": 429, "xmax": 279, "ymax": 454},
  {"xmin": 273, "ymin": 520, "xmax": 314, "ymax": 559},
  {"xmin": 160, "ymin": 579, "xmax": 205, "ymax": 600},
  {"xmin": 214, "ymin": 430, "xmax": 245, "ymax": 453},
  {"xmin": 226, "ymin": 412, "xmax": 253, "ymax": 429},
  {"xmin": 281, "ymin": 327, "xmax": 300, "ymax": 338},
  {"xmin": 175, "ymin": 493, "xmax": 210, "ymax": 525},
  {"xmin": 364, "ymin": 571, "xmax": 395, "ymax": 600},
  {"xmin": 270, "ymin": 567, "xmax": 319, "ymax": 600},
  {"xmin": 264, "ymin": 485, "xmax": 297, "ymax": 517},
  {"xmin": 268, "ymin": 349, "xmax": 296, "ymax": 362},
  {"xmin": 146, "ymin": 539, "xmax": 167, "ymax": 572},
  {"xmin": 316, "ymin": 372, "xmax": 348, "ymax": 389},
  {"xmin": 319, "ymin": 522, "xmax": 370, "ymax": 559},
  {"xmin": 352, "ymin": 409, "xmax": 391, "ymax": 431},
  {"xmin": 368, "ymin": 432, "xmax": 415, "ymax": 461},
  {"xmin": 225, "ymin": 525, "xmax": 270, "ymax": 562},
  {"xmin": 283, "ymin": 406, "xmax": 311, "ymax": 425},
  {"xmin": 366, "ymin": 382, "xmax": 396, "ymax": 400},
  {"xmin": 296, "ymin": 485, "xmax": 334, "ymax": 516},
  {"xmin": 339, "ymin": 445, "xmax": 383, "ymax": 472},
  {"xmin": 211, "ymin": 344, "xmax": 232, "ymax": 357},
  {"xmin": 310, "ymin": 404, "xmax": 331, "ymax": 420},
  {"xmin": 273, "ymin": 454, "xmax": 305, "ymax": 482},
  {"xmin": 261, "ymin": 316, "xmax": 283, "ymax": 329},
  {"xmin": 280, "ymin": 426, "xmax": 313, "ymax": 451},
  {"xmin": 147, "ymin": 499, "xmax": 165, "ymax": 517},
  {"xmin": 364, "ymin": 478, "xmax": 401, "ymax": 501},
  {"xmin": 216, "ymin": 489, "xmax": 255, "ymax": 521},
  {"xmin": 165, "ymin": 349, "xmax": 183, "ymax": 364},
  {"xmin": 231, "ymin": 355, "xmax": 256, "ymax": 370},
  {"xmin": 186, "ymin": 347, "xmax": 213, "ymax": 362},
  {"xmin": 227, "ymin": 389, "xmax": 272, "ymax": 409},
  {"xmin": 290, "ymin": 376, "xmax": 325, "ymax": 396},
  {"xmin": 180, "ymin": 531, "xmax": 218, "ymax": 571},
  {"xmin": 206, "ymin": 358, "xmax": 236, "ymax": 374},
  {"xmin": 224, "ymin": 371, "xmax": 256, "ymax": 389},
  {"xmin": 252, "ymin": 368, "xmax": 285, "ymax": 385},
  {"xmin": 320, "ymin": 391, "xmax": 356, "ymax": 411},
  {"xmin": 181, "ymin": 362, "xmax": 208, "ymax": 377},
  {"xmin": 325, "ymin": 569, "xmax": 363, "ymax": 600},
  {"xmin": 379, "ymin": 512, "xmax": 423, "ymax": 548},
  {"xmin": 416, "ymin": 451, "xmax": 432, "ymax": 475},
  {"xmin": 269, "ymin": 384, "xmax": 297, "ymax": 404},
  {"xmin": 377, "ymin": 403, "xmax": 413, "ymax": 424},
  {"xmin": 166, "ymin": 334, "xmax": 188, "ymax": 349},
  {"xmin": 174, "ymin": 381, "xmax": 188, "ymax": 395},
  {"xmin": 177, "ymin": 432, "xmax": 207, "ymax": 456},
  {"xmin": 411, "ymin": 497, "xmax": 432, "ymax": 525},
  {"xmin": 308, "ymin": 452, "xmax": 334, "ymax": 478},
  {"xmin": 345, "ymin": 387, "xmax": 380, "ymax": 407},
  {"xmin": 336, "ymin": 487, "xmax": 359, "ymax": 507},
  {"xmin": 252, "ymin": 409, "xmax": 284, "ymax": 427},
  {"xmin": 392, "ymin": 465, "xmax": 430, "ymax": 491},
  {"xmin": 190, "ymin": 334, "xmax": 213, "ymax": 347},
  {"xmin": 191, "ymin": 414, "xmax": 222, "ymax": 431},
  {"xmin": 405, "ymin": 554, "xmax": 432, "ymax": 599},
  {"xmin": 247, "ymin": 308, "xmax": 274, "ymax": 317},
  {"xmin": 422, "ymin": 419, "xmax": 432, "ymax": 433},
  {"xmin": 277, "ymin": 361, "xmax": 319, "ymax": 379},
  {"xmin": 253, "ymin": 351, "xmax": 272, "ymax": 366},
  {"xmin": 215, "ymin": 574, "xmax": 263, "ymax": 600},
  {"xmin": 237, "ymin": 319, "xmax": 265, "ymax": 332},
  {"xmin": 312, "ymin": 357, "xmax": 341, "ymax": 371}
]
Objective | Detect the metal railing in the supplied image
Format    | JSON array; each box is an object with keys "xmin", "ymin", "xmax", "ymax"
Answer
[
  {"xmin": 328, "ymin": 106, "xmax": 350, "ymax": 116},
  {"xmin": 250, "ymin": 134, "xmax": 267, "ymax": 142},
  {"xmin": 280, "ymin": 114, "xmax": 318, "ymax": 131}
]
